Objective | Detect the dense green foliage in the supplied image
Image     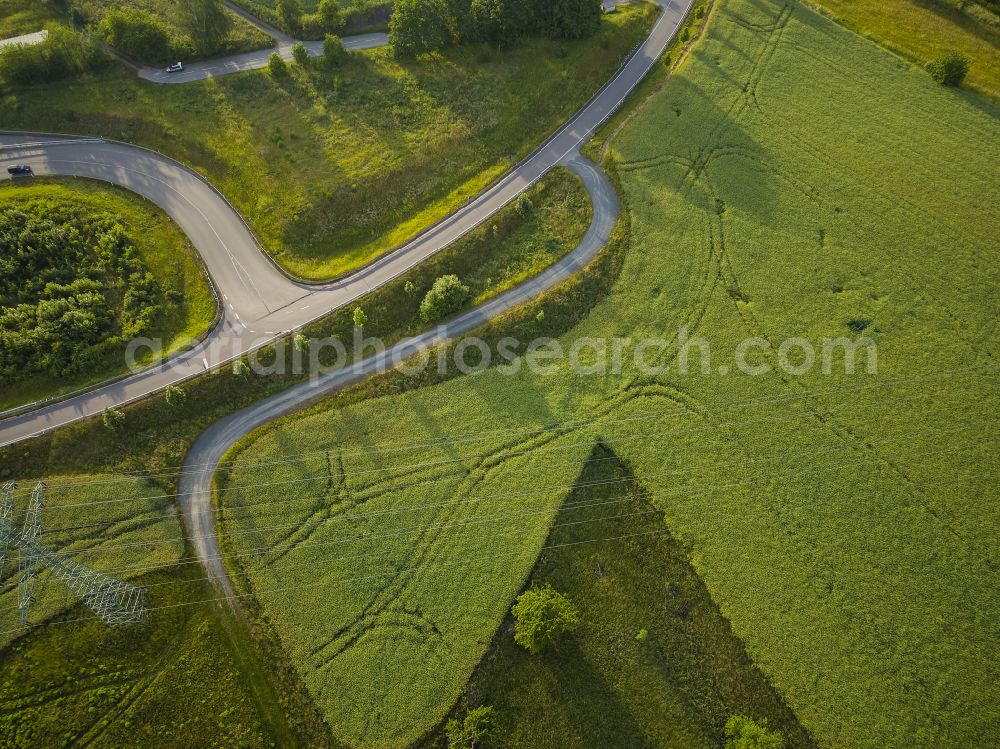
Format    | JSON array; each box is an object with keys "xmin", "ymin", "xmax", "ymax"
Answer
[
  {"xmin": 444, "ymin": 705, "xmax": 496, "ymax": 749},
  {"xmin": 390, "ymin": 0, "xmax": 459, "ymax": 57},
  {"xmin": 0, "ymin": 26, "xmax": 107, "ymax": 85},
  {"xmin": 0, "ymin": 202, "xmax": 160, "ymax": 382},
  {"xmin": 422, "ymin": 445, "xmax": 813, "ymax": 748},
  {"xmin": 71, "ymin": 0, "xmax": 270, "ymax": 64},
  {"xmin": 419, "ymin": 274, "xmax": 470, "ymax": 322},
  {"xmin": 511, "ymin": 584, "xmax": 580, "ymax": 654},
  {"xmin": 0, "ymin": 180, "xmax": 215, "ymax": 411},
  {"xmin": 217, "ymin": 2, "xmax": 1000, "ymax": 747},
  {"xmin": 390, "ymin": 0, "xmax": 603, "ymax": 56},
  {"xmin": 322, "ymin": 32, "xmax": 348, "ymax": 65},
  {"xmin": 725, "ymin": 715, "xmax": 785, "ymax": 749},
  {"xmin": 0, "ymin": 4, "xmax": 653, "ymax": 279},
  {"xmin": 926, "ymin": 50, "xmax": 971, "ymax": 85},
  {"xmin": 99, "ymin": 9, "xmax": 171, "ymax": 64}
]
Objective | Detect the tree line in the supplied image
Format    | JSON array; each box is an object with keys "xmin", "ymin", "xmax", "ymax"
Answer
[
  {"xmin": 390, "ymin": 0, "xmax": 604, "ymax": 57},
  {"xmin": 0, "ymin": 201, "xmax": 163, "ymax": 383}
]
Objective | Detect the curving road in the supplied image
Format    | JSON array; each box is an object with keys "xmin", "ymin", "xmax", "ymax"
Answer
[{"xmin": 0, "ymin": 0, "xmax": 694, "ymax": 454}]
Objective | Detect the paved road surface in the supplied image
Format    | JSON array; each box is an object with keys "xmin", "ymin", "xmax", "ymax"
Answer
[
  {"xmin": 0, "ymin": 0, "xmax": 694, "ymax": 450},
  {"xmin": 178, "ymin": 152, "xmax": 619, "ymax": 597}
]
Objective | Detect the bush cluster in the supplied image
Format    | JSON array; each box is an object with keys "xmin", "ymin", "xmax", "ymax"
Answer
[
  {"xmin": 390, "ymin": 0, "xmax": 603, "ymax": 58},
  {"xmin": 926, "ymin": 51, "xmax": 970, "ymax": 87},
  {"xmin": 0, "ymin": 201, "xmax": 162, "ymax": 382},
  {"xmin": 99, "ymin": 9, "xmax": 171, "ymax": 64},
  {"xmin": 419, "ymin": 275, "xmax": 470, "ymax": 322},
  {"xmin": 0, "ymin": 27, "xmax": 107, "ymax": 86}
]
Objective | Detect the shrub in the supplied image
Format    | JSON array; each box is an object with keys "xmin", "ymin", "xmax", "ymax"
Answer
[
  {"xmin": 926, "ymin": 52, "xmax": 970, "ymax": 87},
  {"xmin": 511, "ymin": 584, "xmax": 580, "ymax": 654},
  {"xmin": 444, "ymin": 705, "xmax": 496, "ymax": 748},
  {"xmin": 419, "ymin": 275, "xmax": 470, "ymax": 322},
  {"xmin": 0, "ymin": 27, "xmax": 107, "ymax": 86},
  {"xmin": 724, "ymin": 715, "xmax": 784, "ymax": 749},
  {"xmin": 318, "ymin": 0, "xmax": 344, "ymax": 31},
  {"xmin": 390, "ymin": 0, "xmax": 458, "ymax": 58},
  {"xmin": 352, "ymin": 307, "xmax": 368, "ymax": 328},
  {"xmin": 293, "ymin": 333, "xmax": 309, "ymax": 352},
  {"xmin": 99, "ymin": 9, "xmax": 171, "ymax": 64},
  {"xmin": 322, "ymin": 34, "xmax": 348, "ymax": 67},
  {"xmin": 404, "ymin": 280, "xmax": 416, "ymax": 295},
  {"xmin": 165, "ymin": 384, "xmax": 187, "ymax": 407},
  {"xmin": 292, "ymin": 41, "xmax": 310, "ymax": 66},
  {"xmin": 278, "ymin": 0, "xmax": 304, "ymax": 35},
  {"xmin": 268, "ymin": 51, "xmax": 288, "ymax": 76},
  {"xmin": 232, "ymin": 359, "xmax": 249, "ymax": 377},
  {"xmin": 514, "ymin": 193, "xmax": 534, "ymax": 218},
  {"xmin": 102, "ymin": 407, "xmax": 125, "ymax": 431}
]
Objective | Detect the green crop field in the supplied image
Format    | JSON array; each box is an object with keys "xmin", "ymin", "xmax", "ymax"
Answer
[
  {"xmin": 419, "ymin": 442, "xmax": 815, "ymax": 748},
  {"xmin": 808, "ymin": 0, "xmax": 1000, "ymax": 99},
  {"xmin": 216, "ymin": 1, "xmax": 1000, "ymax": 747},
  {"xmin": 0, "ymin": 4, "xmax": 655, "ymax": 280},
  {"xmin": 0, "ymin": 179, "xmax": 215, "ymax": 411}
]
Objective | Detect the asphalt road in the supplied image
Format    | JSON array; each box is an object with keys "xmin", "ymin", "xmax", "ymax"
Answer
[
  {"xmin": 177, "ymin": 154, "xmax": 619, "ymax": 597},
  {"xmin": 0, "ymin": 0, "xmax": 694, "ymax": 451}
]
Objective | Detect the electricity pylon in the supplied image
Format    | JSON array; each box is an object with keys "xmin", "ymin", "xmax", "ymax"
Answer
[{"xmin": 0, "ymin": 481, "xmax": 146, "ymax": 627}]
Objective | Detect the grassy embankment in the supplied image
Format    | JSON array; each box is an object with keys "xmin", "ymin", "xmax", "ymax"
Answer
[
  {"xmin": 0, "ymin": 3, "xmax": 656, "ymax": 279},
  {"xmin": 807, "ymin": 0, "xmax": 1000, "ymax": 99},
  {"xmin": 0, "ymin": 0, "xmax": 67, "ymax": 38},
  {"xmin": 419, "ymin": 442, "xmax": 816, "ymax": 748},
  {"xmin": 0, "ymin": 179, "xmax": 216, "ymax": 412},
  {"xmin": 215, "ymin": 1, "xmax": 999, "ymax": 747}
]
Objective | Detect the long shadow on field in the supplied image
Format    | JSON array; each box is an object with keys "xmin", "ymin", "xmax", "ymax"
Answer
[{"xmin": 418, "ymin": 441, "xmax": 817, "ymax": 748}]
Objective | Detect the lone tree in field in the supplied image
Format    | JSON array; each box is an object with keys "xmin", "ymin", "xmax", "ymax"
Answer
[
  {"xmin": 277, "ymin": 0, "xmax": 304, "ymax": 35},
  {"xmin": 352, "ymin": 306, "xmax": 368, "ymax": 328},
  {"xmin": 511, "ymin": 584, "xmax": 580, "ymax": 654},
  {"xmin": 724, "ymin": 715, "xmax": 784, "ymax": 749},
  {"xmin": 390, "ymin": 0, "xmax": 458, "ymax": 58},
  {"xmin": 419, "ymin": 275, "xmax": 470, "ymax": 322},
  {"xmin": 178, "ymin": 0, "xmax": 231, "ymax": 56},
  {"xmin": 926, "ymin": 51, "xmax": 970, "ymax": 87},
  {"xmin": 445, "ymin": 705, "xmax": 496, "ymax": 748}
]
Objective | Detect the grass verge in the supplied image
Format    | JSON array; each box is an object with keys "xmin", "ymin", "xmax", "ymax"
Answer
[{"xmin": 0, "ymin": 3, "xmax": 656, "ymax": 279}]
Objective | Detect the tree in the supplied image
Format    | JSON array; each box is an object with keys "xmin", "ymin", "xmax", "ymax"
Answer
[
  {"xmin": 232, "ymin": 359, "xmax": 250, "ymax": 376},
  {"xmin": 926, "ymin": 51, "xmax": 970, "ymax": 87},
  {"xmin": 323, "ymin": 34, "xmax": 348, "ymax": 67},
  {"xmin": 419, "ymin": 275, "xmax": 470, "ymax": 323},
  {"xmin": 511, "ymin": 584, "xmax": 580, "ymax": 654},
  {"xmin": 99, "ymin": 9, "xmax": 171, "ymax": 64},
  {"xmin": 178, "ymin": 0, "xmax": 231, "ymax": 56},
  {"xmin": 390, "ymin": 0, "xmax": 459, "ymax": 58},
  {"xmin": 444, "ymin": 705, "xmax": 496, "ymax": 748},
  {"xmin": 268, "ymin": 51, "xmax": 288, "ymax": 76},
  {"xmin": 102, "ymin": 407, "xmax": 125, "ymax": 431},
  {"xmin": 352, "ymin": 306, "xmax": 368, "ymax": 327},
  {"xmin": 404, "ymin": 280, "xmax": 416, "ymax": 295},
  {"xmin": 318, "ymin": 0, "xmax": 344, "ymax": 32},
  {"xmin": 292, "ymin": 41, "xmax": 310, "ymax": 66},
  {"xmin": 165, "ymin": 384, "xmax": 187, "ymax": 406},
  {"xmin": 534, "ymin": 0, "xmax": 602, "ymax": 40},
  {"xmin": 293, "ymin": 333, "xmax": 309, "ymax": 352},
  {"xmin": 514, "ymin": 192, "xmax": 533, "ymax": 218},
  {"xmin": 724, "ymin": 715, "xmax": 784, "ymax": 749},
  {"xmin": 470, "ymin": 0, "xmax": 514, "ymax": 48},
  {"xmin": 277, "ymin": 0, "xmax": 303, "ymax": 35}
]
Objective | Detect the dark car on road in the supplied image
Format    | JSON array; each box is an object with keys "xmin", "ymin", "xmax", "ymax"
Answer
[{"xmin": 7, "ymin": 165, "xmax": 32, "ymax": 176}]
